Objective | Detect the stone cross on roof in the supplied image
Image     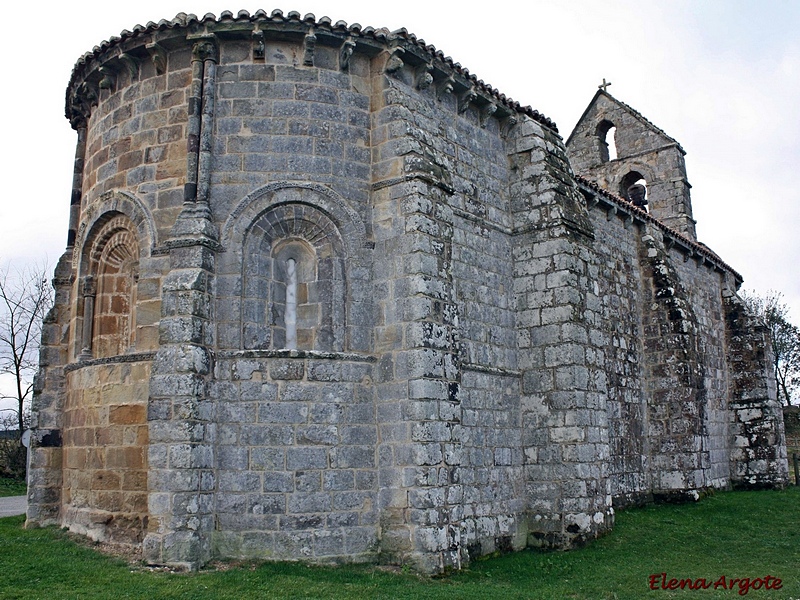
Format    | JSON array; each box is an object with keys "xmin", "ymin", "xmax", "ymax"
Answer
[{"xmin": 598, "ymin": 78, "xmax": 612, "ymax": 92}]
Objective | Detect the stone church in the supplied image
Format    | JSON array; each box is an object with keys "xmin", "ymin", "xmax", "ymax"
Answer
[{"xmin": 27, "ymin": 10, "xmax": 788, "ymax": 573}]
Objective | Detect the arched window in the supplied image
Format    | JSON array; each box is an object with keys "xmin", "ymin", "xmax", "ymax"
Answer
[
  {"xmin": 241, "ymin": 203, "xmax": 345, "ymax": 352},
  {"xmin": 619, "ymin": 171, "xmax": 648, "ymax": 209},
  {"xmin": 596, "ymin": 120, "xmax": 617, "ymax": 162},
  {"xmin": 81, "ymin": 215, "xmax": 140, "ymax": 359}
]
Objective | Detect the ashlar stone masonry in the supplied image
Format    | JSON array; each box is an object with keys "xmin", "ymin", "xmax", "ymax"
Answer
[{"xmin": 27, "ymin": 10, "xmax": 788, "ymax": 574}]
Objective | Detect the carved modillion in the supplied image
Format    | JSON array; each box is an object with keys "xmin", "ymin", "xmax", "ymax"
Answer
[
  {"xmin": 75, "ymin": 82, "xmax": 99, "ymax": 114},
  {"xmin": 480, "ymin": 103, "xmax": 497, "ymax": 128},
  {"xmin": 252, "ymin": 30, "xmax": 265, "ymax": 60},
  {"xmin": 458, "ymin": 89, "xmax": 476, "ymax": 114},
  {"xmin": 501, "ymin": 114, "xmax": 518, "ymax": 137},
  {"xmin": 415, "ymin": 63, "xmax": 434, "ymax": 91},
  {"xmin": 68, "ymin": 89, "xmax": 92, "ymax": 129},
  {"xmin": 436, "ymin": 76, "xmax": 454, "ymax": 101},
  {"xmin": 146, "ymin": 42, "xmax": 168, "ymax": 74},
  {"xmin": 303, "ymin": 28, "xmax": 317, "ymax": 66},
  {"xmin": 385, "ymin": 47, "xmax": 405, "ymax": 74},
  {"xmin": 118, "ymin": 53, "xmax": 139, "ymax": 80},
  {"xmin": 98, "ymin": 66, "xmax": 116, "ymax": 90},
  {"xmin": 339, "ymin": 38, "xmax": 356, "ymax": 71}
]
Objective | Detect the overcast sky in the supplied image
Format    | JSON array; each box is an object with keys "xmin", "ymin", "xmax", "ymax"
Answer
[{"xmin": 1, "ymin": 1, "xmax": 798, "ymax": 412}]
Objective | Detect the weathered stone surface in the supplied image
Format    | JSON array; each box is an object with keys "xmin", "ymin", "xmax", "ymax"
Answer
[{"xmin": 27, "ymin": 11, "xmax": 787, "ymax": 576}]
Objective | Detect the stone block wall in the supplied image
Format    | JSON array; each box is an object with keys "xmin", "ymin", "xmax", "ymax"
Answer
[
  {"xmin": 589, "ymin": 203, "xmax": 649, "ymax": 505},
  {"xmin": 26, "ymin": 10, "xmax": 788, "ymax": 575},
  {"xmin": 61, "ymin": 361, "xmax": 150, "ymax": 544},
  {"xmin": 208, "ymin": 353, "xmax": 379, "ymax": 562},
  {"xmin": 567, "ymin": 91, "xmax": 696, "ymax": 239},
  {"xmin": 725, "ymin": 293, "xmax": 789, "ymax": 488}
]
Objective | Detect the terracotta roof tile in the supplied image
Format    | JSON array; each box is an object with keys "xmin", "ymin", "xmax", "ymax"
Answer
[
  {"xmin": 575, "ymin": 175, "xmax": 739, "ymax": 280},
  {"xmin": 67, "ymin": 10, "xmax": 558, "ymax": 132}
]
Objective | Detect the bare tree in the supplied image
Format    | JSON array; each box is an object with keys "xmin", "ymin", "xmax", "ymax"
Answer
[
  {"xmin": 741, "ymin": 290, "xmax": 800, "ymax": 406},
  {"xmin": 0, "ymin": 263, "xmax": 52, "ymax": 438}
]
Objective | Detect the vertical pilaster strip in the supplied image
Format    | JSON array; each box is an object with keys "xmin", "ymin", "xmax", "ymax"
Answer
[
  {"xmin": 67, "ymin": 125, "xmax": 87, "ymax": 248},
  {"xmin": 402, "ymin": 181, "xmax": 463, "ymax": 573},
  {"xmin": 724, "ymin": 290, "xmax": 789, "ymax": 488},
  {"xmin": 510, "ymin": 117, "xmax": 613, "ymax": 549},
  {"xmin": 143, "ymin": 37, "xmax": 220, "ymax": 570},
  {"xmin": 371, "ymin": 64, "xmax": 424, "ymax": 570},
  {"xmin": 371, "ymin": 64, "xmax": 464, "ymax": 573},
  {"xmin": 639, "ymin": 232, "xmax": 710, "ymax": 499}
]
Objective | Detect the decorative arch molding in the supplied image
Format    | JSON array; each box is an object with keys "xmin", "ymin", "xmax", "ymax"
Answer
[
  {"xmin": 222, "ymin": 182, "xmax": 368, "ymax": 256},
  {"xmin": 240, "ymin": 202, "xmax": 348, "ymax": 352},
  {"xmin": 74, "ymin": 211, "xmax": 142, "ymax": 360},
  {"xmin": 217, "ymin": 183, "xmax": 372, "ymax": 353},
  {"xmin": 614, "ymin": 161, "xmax": 655, "ymax": 186},
  {"xmin": 73, "ymin": 190, "xmax": 157, "ymax": 268}
]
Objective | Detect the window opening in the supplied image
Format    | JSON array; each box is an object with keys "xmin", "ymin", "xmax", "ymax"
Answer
[
  {"xmin": 596, "ymin": 120, "xmax": 617, "ymax": 163},
  {"xmin": 606, "ymin": 127, "xmax": 618, "ymax": 160},
  {"xmin": 285, "ymin": 257, "xmax": 298, "ymax": 350},
  {"xmin": 620, "ymin": 171, "xmax": 648, "ymax": 210}
]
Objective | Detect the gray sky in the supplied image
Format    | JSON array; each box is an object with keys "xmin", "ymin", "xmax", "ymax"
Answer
[{"xmin": 1, "ymin": 0, "xmax": 798, "ymax": 412}]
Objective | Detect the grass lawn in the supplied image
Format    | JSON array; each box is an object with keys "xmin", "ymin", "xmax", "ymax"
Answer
[
  {"xmin": 1, "ymin": 487, "xmax": 798, "ymax": 599},
  {"xmin": 0, "ymin": 477, "xmax": 26, "ymax": 497}
]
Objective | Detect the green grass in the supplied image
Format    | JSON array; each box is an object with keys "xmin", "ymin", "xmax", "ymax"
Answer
[
  {"xmin": 0, "ymin": 488, "xmax": 798, "ymax": 599},
  {"xmin": 0, "ymin": 476, "xmax": 26, "ymax": 497}
]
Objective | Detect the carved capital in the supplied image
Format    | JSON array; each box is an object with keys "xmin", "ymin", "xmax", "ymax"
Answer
[
  {"xmin": 436, "ymin": 77, "xmax": 454, "ymax": 101},
  {"xmin": 303, "ymin": 28, "xmax": 317, "ymax": 66},
  {"xmin": 82, "ymin": 275, "xmax": 96, "ymax": 297},
  {"xmin": 191, "ymin": 38, "xmax": 218, "ymax": 63},
  {"xmin": 415, "ymin": 63, "xmax": 434, "ymax": 90},
  {"xmin": 339, "ymin": 38, "xmax": 356, "ymax": 71},
  {"xmin": 458, "ymin": 89, "xmax": 477, "ymax": 114},
  {"xmin": 385, "ymin": 47, "xmax": 405, "ymax": 74},
  {"xmin": 480, "ymin": 103, "xmax": 497, "ymax": 128}
]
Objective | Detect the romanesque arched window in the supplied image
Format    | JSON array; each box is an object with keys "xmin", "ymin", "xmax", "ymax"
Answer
[
  {"xmin": 597, "ymin": 119, "xmax": 617, "ymax": 162},
  {"xmin": 81, "ymin": 215, "xmax": 140, "ymax": 358},
  {"xmin": 620, "ymin": 171, "xmax": 648, "ymax": 210},
  {"xmin": 241, "ymin": 203, "xmax": 345, "ymax": 351}
]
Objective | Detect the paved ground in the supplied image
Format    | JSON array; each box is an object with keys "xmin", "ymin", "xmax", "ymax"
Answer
[{"xmin": 0, "ymin": 496, "xmax": 26, "ymax": 518}]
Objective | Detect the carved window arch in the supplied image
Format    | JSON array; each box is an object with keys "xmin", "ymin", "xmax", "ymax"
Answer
[
  {"xmin": 597, "ymin": 119, "xmax": 617, "ymax": 162},
  {"xmin": 81, "ymin": 215, "xmax": 140, "ymax": 359},
  {"xmin": 241, "ymin": 203, "xmax": 345, "ymax": 351}
]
